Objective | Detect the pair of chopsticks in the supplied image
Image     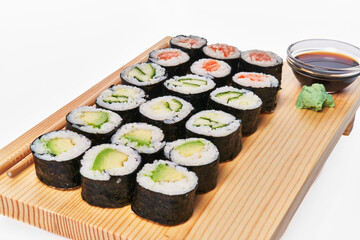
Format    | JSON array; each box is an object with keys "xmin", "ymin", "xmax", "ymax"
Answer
[{"xmin": 0, "ymin": 144, "xmax": 33, "ymax": 177}]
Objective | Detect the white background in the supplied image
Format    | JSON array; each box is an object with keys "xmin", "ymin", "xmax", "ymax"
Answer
[{"xmin": 1, "ymin": 0, "xmax": 360, "ymax": 239}]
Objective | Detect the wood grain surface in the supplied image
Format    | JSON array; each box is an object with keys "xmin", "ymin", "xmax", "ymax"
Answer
[{"xmin": 1, "ymin": 36, "xmax": 360, "ymax": 240}]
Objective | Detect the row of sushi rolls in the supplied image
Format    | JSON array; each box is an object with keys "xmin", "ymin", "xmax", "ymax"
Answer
[{"xmin": 30, "ymin": 35, "xmax": 283, "ymax": 225}]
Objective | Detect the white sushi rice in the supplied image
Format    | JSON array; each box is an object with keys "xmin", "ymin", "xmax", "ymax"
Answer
[
  {"xmin": 139, "ymin": 96, "xmax": 194, "ymax": 124},
  {"xmin": 121, "ymin": 63, "xmax": 167, "ymax": 86},
  {"xmin": 241, "ymin": 50, "xmax": 283, "ymax": 67},
  {"xmin": 137, "ymin": 160, "xmax": 198, "ymax": 195},
  {"xmin": 233, "ymin": 72, "xmax": 279, "ymax": 88},
  {"xmin": 96, "ymin": 85, "xmax": 146, "ymax": 111},
  {"xmin": 203, "ymin": 43, "xmax": 241, "ymax": 59},
  {"xmin": 164, "ymin": 138, "xmax": 219, "ymax": 166},
  {"xmin": 164, "ymin": 74, "xmax": 216, "ymax": 94},
  {"xmin": 149, "ymin": 48, "xmax": 190, "ymax": 67},
  {"xmin": 31, "ymin": 130, "xmax": 91, "ymax": 162},
  {"xmin": 67, "ymin": 106, "xmax": 122, "ymax": 134},
  {"xmin": 186, "ymin": 110, "xmax": 241, "ymax": 137},
  {"xmin": 170, "ymin": 35, "xmax": 207, "ymax": 49},
  {"xmin": 80, "ymin": 144, "xmax": 141, "ymax": 181},
  {"xmin": 210, "ymin": 86, "xmax": 262, "ymax": 110},
  {"xmin": 190, "ymin": 58, "xmax": 231, "ymax": 78},
  {"xmin": 111, "ymin": 123, "xmax": 165, "ymax": 154}
]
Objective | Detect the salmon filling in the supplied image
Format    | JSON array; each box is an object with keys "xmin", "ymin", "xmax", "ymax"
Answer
[
  {"xmin": 249, "ymin": 51, "xmax": 272, "ymax": 62},
  {"xmin": 158, "ymin": 51, "xmax": 181, "ymax": 61},
  {"xmin": 237, "ymin": 73, "xmax": 269, "ymax": 82},
  {"xmin": 209, "ymin": 44, "xmax": 235, "ymax": 58},
  {"xmin": 202, "ymin": 59, "xmax": 220, "ymax": 72},
  {"xmin": 178, "ymin": 38, "xmax": 199, "ymax": 47}
]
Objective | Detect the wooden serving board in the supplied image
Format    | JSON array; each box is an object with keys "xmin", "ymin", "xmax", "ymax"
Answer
[{"xmin": 1, "ymin": 36, "xmax": 360, "ymax": 240}]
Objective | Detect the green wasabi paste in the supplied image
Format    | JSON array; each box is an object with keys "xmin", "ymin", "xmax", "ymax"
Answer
[{"xmin": 296, "ymin": 83, "xmax": 335, "ymax": 111}]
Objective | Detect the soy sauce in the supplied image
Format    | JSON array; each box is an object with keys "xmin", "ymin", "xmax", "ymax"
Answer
[{"xmin": 296, "ymin": 51, "xmax": 359, "ymax": 68}]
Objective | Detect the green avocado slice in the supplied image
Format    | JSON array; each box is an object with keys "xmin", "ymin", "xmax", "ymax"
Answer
[
  {"xmin": 150, "ymin": 163, "xmax": 185, "ymax": 182},
  {"xmin": 80, "ymin": 111, "xmax": 109, "ymax": 128},
  {"xmin": 92, "ymin": 148, "xmax": 128, "ymax": 171},
  {"xmin": 123, "ymin": 129, "xmax": 152, "ymax": 147},
  {"xmin": 46, "ymin": 138, "xmax": 74, "ymax": 156},
  {"xmin": 175, "ymin": 140, "xmax": 205, "ymax": 157}
]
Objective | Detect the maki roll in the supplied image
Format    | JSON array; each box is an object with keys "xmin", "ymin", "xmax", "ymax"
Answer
[
  {"xmin": 139, "ymin": 96, "xmax": 194, "ymax": 141},
  {"xmin": 111, "ymin": 123, "xmax": 165, "ymax": 165},
  {"xmin": 232, "ymin": 72, "xmax": 280, "ymax": 113},
  {"xmin": 239, "ymin": 50, "xmax": 283, "ymax": 84},
  {"xmin": 132, "ymin": 160, "xmax": 198, "ymax": 225},
  {"xmin": 208, "ymin": 86, "xmax": 262, "ymax": 135},
  {"xmin": 148, "ymin": 48, "xmax": 190, "ymax": 77},
  {"xmin": 120, "ymin": 62, "xmax": 167, "ymax": 99},
  {"xmin": 202, "ymin": 43, "xmax": 241, "ymax": 74},
  {"xmin": 163, "ymin": 74, "xmax": 216, "ymax": 111},
  {"xmin": 96, "ymin": 85, "xmax": 146, "ymax": 123},
  {"xmin": 66, "ymin": 106, "xmax": 122, "ymax": 145},
  {"xmin": 170, "ymin": 35, "xmax": 207, "ymax": 61},
  {"xmin": 190, "ymin": 58, "xmax": 232, "ymax": 87},
  {"xmin": 164, "ymin": 138, "xmax": 219, "ymax": 193},
  {"xmin": 30, "ymin": 130, "xmax": 91, "ymax": 189},
  {"xmin": 80, "ymin": 144, "xmax": 141, "ymax": 208},
  {"xmin": 185, "ymin": 110, "xmax": 242, "ymax": 163}
]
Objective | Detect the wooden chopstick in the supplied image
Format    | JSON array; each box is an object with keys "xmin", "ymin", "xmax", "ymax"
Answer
[
  {"xmin": 0, "ymin": 143, "xmax": 32, "ymax": 175},
  {"xmin": 7, "ymin": 154, "xmax": 34, "ymax": 178}
]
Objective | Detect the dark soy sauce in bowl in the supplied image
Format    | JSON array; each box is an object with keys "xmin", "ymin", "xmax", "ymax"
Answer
[{"xmin": 295, "ymin": 52, "xmax": 359, "ymax": 69}]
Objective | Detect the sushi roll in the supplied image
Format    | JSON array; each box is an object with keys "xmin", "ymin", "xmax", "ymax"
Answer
[
  {"xmin": 30, "ymin": 130, "xmax": 91, "ymax": 189},
  {"xmin": 132, "ymin": 160, "xmax": 198, "ymax": 225},
  {"xmin": 66, "ymin": 106, "xmax": 122, "ymax": 145},
  {"xmin": 208, "ymin": 86, "xmax": 262, "ymax": 135},
  {"xmin": 162, "ymin": 74, "xmax": 216, "ymax": 111},
  {"xmin": 185, "ymin": 110, "xmax": 242, "ymax": 163},
  {"xmin": 96, "ymin": 85, "xmax": 146, "ymax": 123},
  {"xmin": 190, "ymin": 58, "xmax": 232, "ymax": 87},
  {"xmin": 170, "ymin": 35, "xmax": 207, "ymax": 61},
  {"xmin": 139, "ymin": 96, "xmax": 194, "ymax": 141},
  {"xmin": 202, "ymin": 43, "xmax": 241, "ymax": 74},
  {"xmin": 164, "ymin": 138, "xmax": 219, "ymax": 193},
  {"xmin": 239, "ymin": 50, "xmax": 283, "ymax": 84},
  {"xmin": 232, "ymin": 72, "xmax": 280, "ymax": 113},
  {"xmin": 148, "ymin": 48, "xmax": 190, "ymax": 77},
  {"xmin": 111, "ymin": 123, "xmax": 165, "ymax": 165},
  {"xmin": 120, "ymin": 62, "xmax": 167, "ymax": 99},
  {"xmin": 80, "ymin": 144, "xmax": 141, "ymax": 208}
]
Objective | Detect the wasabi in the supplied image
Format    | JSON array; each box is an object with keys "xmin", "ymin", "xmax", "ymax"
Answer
[{"xmin": 296, "ymin": 84, "xmax": 335, "ymax": 111}]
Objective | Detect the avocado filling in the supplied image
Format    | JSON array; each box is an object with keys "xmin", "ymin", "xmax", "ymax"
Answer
[
  {"xmin": 150, "ymin": 99, "xmax": 183, "ymax": 113},
  {"xmin": 128, "ymin": 63, "xmax": 156, "ymax": 82},
  {"xmin": 175, "ymin": 140, "xmax": 205, "ymax": 157},
  {"xmin": 123, "ymin": 129, "xmax": 152, "ymax": 147},
  {"xmin": 45, "ymin": 138, "xmax": 74, "ymax": 156},
  {"xmin": 150, "ymin": 163, "xmax": 185, "ymax": 182},
  {"xmin": 215, "ymin": 91, "xmax": 243, "ymax": 103},
  {"xmin": 80, "ymin": 111, "xmax": 109, "ymax": 128},
  {"xmin": 92, "ymin": 148, "xmax": 128, "ymax": 171},
  {"xmin": 193, "ymin": 112, "xmax": 227, "ymax": 129}
]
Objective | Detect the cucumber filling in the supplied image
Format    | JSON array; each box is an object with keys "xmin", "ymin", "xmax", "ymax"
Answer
[
  {"xmin": 215, "ymin": 91, "xmax": 243, "ymax": 103},
  {"xmin": 127, "ymin": 64, "xmax": 155, "ymax": 82},
  {"xmin": 193, "ymin": 112, "xmax": 228, "ymax": 129}
]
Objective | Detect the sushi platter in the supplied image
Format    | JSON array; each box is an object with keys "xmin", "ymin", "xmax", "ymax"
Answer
[{"xmin": 1, "ymin": 36, "xmax": 360, "ymax": 240}]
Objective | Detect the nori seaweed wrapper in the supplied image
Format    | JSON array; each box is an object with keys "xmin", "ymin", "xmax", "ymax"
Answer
[
  {"xmin": 162, "ymin": 84, "xmax": 213, "ymax": 112},
  {"xmin": 232, "ymin": 81, "xmax": 279, "ymax": 113},
  {"xmin": 140, "ymin": 147, "xmax": 165, "ymax": 166},
  {"xmin": 32, "ymin": 153, "xmax": 84, "ymax": 189},
  {"xmin": 95, "ymin": 103, "xmax": 139, "ymax": 124},
  {"xmin": 239, "ymin": 57, "xmax": 283, "ymax": 84},
  {"xmin": 81, "ymin": 169, "xmax": 139, "ymax": 208},
  {"xmin": 120, "ymin": 73, "xmax": 167, "ymax": 99},
  {"xmin": 169, "ymin": 35, "xmax": 207, "ymax": 63},
  {"xmin": 208, "ymin": 97, "xmax": 261, "ymax": 136},
  {"xmin": 139, "ymin": 110, "xmax": 193, "ymax": 142},
  {"xmin": 131, "ymin": 184, "xmax": 197, "ymax": 225},
  {"xmin": 66, "ymin": 119, "xmax": 120, "ymax": 146},
  {"xmin": 186, "ymin": 125, "xmax": 242, "ymax": 163}
]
